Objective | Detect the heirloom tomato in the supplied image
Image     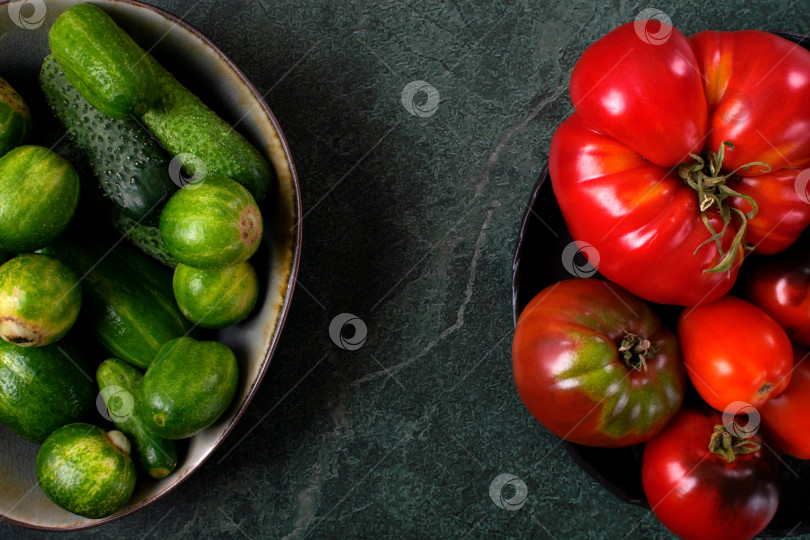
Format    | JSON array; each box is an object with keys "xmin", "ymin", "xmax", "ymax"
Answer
[
  {"xmin": 642, "ymin": 408, "xmax": 780, "ymax": 540},
  {"xmin": 760, "ymin": 348, "xmax": 810, "ymax": 459},
  {"xmin": 745, "ymin": 243, "xmax": 810, "ymax": 347},
  {"xmin": 512, "ymin": 278, "xmax": 685, "ymax": 447},
  {"xmin": 678, "ymin": 296, "xmax": 793, "ymax": 411},
  {"xmin": 550, "ymin": 21, "xmax": 810, "ymax": 306}
]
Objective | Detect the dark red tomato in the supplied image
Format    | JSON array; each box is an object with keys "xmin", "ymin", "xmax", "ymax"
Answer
[
  {"xmin": 746, "ymin": 246, "xmax": 810, "ymax": 347},
  {"xmin": 512, "ymin": 278, "xmax": 685, "ymax": 447},
  {"xmin": 642, "ymin": 408, "xmax": 780, "ymax": 540},
  {"xmin": 760, "ymin": 348, "xmax": 810, "ymax": 459},
  {"xmin": 678, "ymin": 296, "xmax": 793, "ymax": 412},
  {"xmin": 550, "ymin": 22, "xmax": 810, "ymax": 306}
]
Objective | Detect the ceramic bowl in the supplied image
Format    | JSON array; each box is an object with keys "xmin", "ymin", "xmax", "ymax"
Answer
[
  {"xmin": 0, "ymin": 0, "xmax": 301, "ymax": 530},
  {"xmin": 511, "ymin": 31, "xmax": 810, "ymax": 537}
]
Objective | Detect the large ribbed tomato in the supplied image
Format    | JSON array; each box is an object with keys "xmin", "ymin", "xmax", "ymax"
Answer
[
  {"xmin": 512, "ymin": 278, "xmax": 685, "ymax": 447},
  {"xmin": 550, "ymin": 21, "xmax": 810, "ymax": 306}
]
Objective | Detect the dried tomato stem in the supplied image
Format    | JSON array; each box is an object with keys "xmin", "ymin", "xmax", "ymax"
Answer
[
  {"xmin": 677, "ymin": 141, "xmax": 770, "ymax": 275},
  {"xmin": 618, "ymin": 332, "xmax": 659, "ymax": 372},
  {"xmin": 708, "ymin": 423, "xmax": 760, "ymax": 463}
]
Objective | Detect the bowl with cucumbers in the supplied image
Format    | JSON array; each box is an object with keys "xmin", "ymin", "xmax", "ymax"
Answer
[{"xmin": 0, "ymin": 0, "xmax": 301, "ymax": 530}]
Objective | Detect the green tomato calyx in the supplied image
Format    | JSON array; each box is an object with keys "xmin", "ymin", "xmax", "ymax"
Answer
[
  {"xmin": 618, "ymin": 332, "xmax": 659, "ymax": 372},
  {"xmin": 708, "ymin": 423, "xmax": 760, "ymax": 463},
  {"xmin": 678, "ymin": 140, "xmax": 770, "ymax": 276}
]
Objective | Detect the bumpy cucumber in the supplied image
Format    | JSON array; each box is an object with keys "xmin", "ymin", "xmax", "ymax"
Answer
[
  {"xmin": 97, "ymin": 358, "xmax": 177, "ymax": 479},
  {"xmin": 141, "ymin": 56, "xmax": 273, "ymax": 202},
  {"xmin": 140, "ymin": 337, "xmax": 239, "ymax": 439},
  {"xmin": 48, "ymin": 4, "xmax": 156, "ymax": 120},
  {"xmin": 36, "ymin": 423, "xmax": 136, "ymax": 519},
  {"xmin": 0, "ymin": 254, "xmax": 81, "ymax": 347},
  {"xmin": 40, "ymin": 54, "xmax": 175, "ymax": 225},
  {"xmin": 0, "ymin": 339, "xmax": 94, "ymax": 444},
  {"xmin": 44, "ymin": 236, "xmax": 191, "ymax": 369},
  {"xmin": 111, "ymin": 211, "xmax": 178, "ymax": 267},
  {"xmin": 160, "ymin": 176, "xmax": 263, "ymax": 269},
  {"xmin": 173, "ymin": 261, "xmax": 259, "ymax": 328},
  {"xmin": 0, "ymin": 145, "xmax": 79, "ymax": 253},
  {"xmin": 0, "ymin": 76, "xmax": 32, "ymax": 157}
]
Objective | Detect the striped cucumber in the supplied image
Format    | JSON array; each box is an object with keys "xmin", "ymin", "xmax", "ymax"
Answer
[
  {"xmin": 97, "ymin": 358, "xmax": 177, "ymax": 479},
  {"xmin": 44, "ymin": 235, "xmax": 192, "ymax": 369},
  {"xmin": 0, "ymin": 76, "xmax": 32, "ymax": 157},
  {"xmin": 36, "ymin": 424, "xmax": 136, "ymax": 519},
  {"xmin": 40, "ymin": 54, "xmax": 176, "ymax": 225},
  {"xmin": 141, "ymin": 56, "xmax": 274, "ymax": 202},
  {"xmin": 48, "ymin": 4, "xmax": 156, "ymax": 119}
]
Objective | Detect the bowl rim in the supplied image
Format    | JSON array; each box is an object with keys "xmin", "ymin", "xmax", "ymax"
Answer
[{"xmin": 0, "ymin": 0, "xmax": 302, "ymax": 531}]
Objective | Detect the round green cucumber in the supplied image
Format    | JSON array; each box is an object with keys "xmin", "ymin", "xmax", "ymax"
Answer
[
  {"xmin": 0, "ymin": 254, "xmax": 81, "ymax": 347},
  {"xmin": 0, "ymin": 145, "xmax": 80, "ymax": 253},
  {"xmin": 0, "ymin": 339, "xmax": 94, "ymax": 443},
  {"xmin": 140, "ymin": 337, "xmax": 239, "ymax": 439},
  {"xmin": 48, "ymin": 4, "xmax": 156, "ymax": 120},
  {"xmin": 173, "ymin": 261, "xmax": 259, "ymax": 328},
  {"xmin": 36, "ymin": 423, "xmax": 136, "ymax": 519},
  {"xmin": 160, "ymin": 176, "xmax": 262, "ymax": 269},
  {"xmin": 0, "ymin": 76, "xmax": 32, "ymax": 157},
  {"xmin": 97, "ymin": 358, "xmax": 178, "ymax": 479}
]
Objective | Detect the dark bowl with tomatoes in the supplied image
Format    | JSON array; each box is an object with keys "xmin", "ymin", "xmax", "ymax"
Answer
[{"xmin": 512, "ymin": 161, "xmax": 810, "ymax": 535}]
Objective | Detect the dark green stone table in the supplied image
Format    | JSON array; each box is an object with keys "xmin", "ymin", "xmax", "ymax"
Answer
[{"xmin": 3, "ymin": 0, "xmax": 810, "ymax": 538}]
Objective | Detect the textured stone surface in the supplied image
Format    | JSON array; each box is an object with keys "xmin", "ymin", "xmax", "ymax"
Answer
[{"xmin": 3, "ymin": 0, "xmax": 810, "ymax": 538}]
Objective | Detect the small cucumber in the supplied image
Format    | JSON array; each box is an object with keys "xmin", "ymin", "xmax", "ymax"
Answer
[
  {"xmin": 141, "ymin": 57, "xmax": 274, "ymax": 202},
  {"xmin": 40, "ymin": 54, "xmax": 176, "ymax": 225},
  {"xmin": 97, "ymin": 358, "xmax": 177, "ymax": 479},
  {"xmin": 0, "ymin": 76, "xmax": 32, "ymax": 157},
  {"xmin": 0, "ymin": 145, "xmax": 79, "ymax": 253},
  {"xmin": 36, "ymin": 424, "xmax": 136, "ymax": 519},
  {"xmin": 44, "ymin": 236, "xmax": 192, "ymax": 369},
  {"xmin": 160, "ymin": 176, "xmax": 263, "ymax": 269},
  {"xmin": 0, "ymin": 254, "xmax": 81, "ymax": 347},
  {"xmin": 173, "ymin": 261, "xmax": 259, "ymax": 328},
  {"xmin": 140, "ymin": 337, "xmax": 239, "ymax": 439},
  {"xmin": 0, "ymin": 339, "xmax": 95, "ymax": 444},
  {"xmin": 48, "ymin": 4, "xmax": 156, "ymax": 119}
]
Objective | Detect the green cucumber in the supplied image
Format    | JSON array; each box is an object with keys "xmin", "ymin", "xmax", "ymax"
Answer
[
  {"xmin": 40, "ymin": 54, "xmax": 176, "ymax": 225},
  {"xmin": 36, "ymin": 424, "xmax": 136, "ymax": 519},
  {"xmin": 0, "ymin": 254, "xmax": 81, "ymax": 347},
  {"xmin": 48, "ymin": 4, "xmax": 156, "ymax": 120},
  {"xmin": 111, "ymin": 211, "xmax": 178, "ymax": 267},
  {"xmin": 44, "ymin": 236, "xmax": 192, "ymax": 369},
  {"xmin": 0, "ymin": 145, "xmax": 79, "ymax": 253},
  {"xmin": 0, "ymin": 76, "xmax": 32, "ymax": 156},
  {"xmin": 140, "ymin": 337, "xmax": 239, "ymax": 439},
  {"xmin": 159, "ymin": 176, "xmax": 263, "ymax": 269},
  {"xmin": 141, "ymin": 57, "xmax": 273, "ymax": 201},
  {"xmin": 97, "ymin": 358, "xmax": 177, "ymax": 479},
  {"xmin": 173, "ymin": 261, "xmax": 259, "ymax": 328},
  {"xmin": 0, "ymin": 339, "xmax": 95, "ymax": 444}
]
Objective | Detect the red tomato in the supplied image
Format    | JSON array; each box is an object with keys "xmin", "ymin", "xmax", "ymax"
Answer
[
  {"xmin": 746, "ymin": 244, "xmax": 810, "ymax": 347},
  {"xmin": 642, "ymin": 408, "xmax": 780, "ymax": 540},
  {"xmin": 512, "ymin": 278, "xmax": 685, "ymax": 447},
  {"xmin": 678, "ymin": 296, "xmax": 793, "ymax": 411},
  {"xmin": 550, "ymin": 22, "xmax": 810, "ymax": 306},
  {"xmin": 760, "ymin": 347, "xmax": 810, "ymax": 459}
]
